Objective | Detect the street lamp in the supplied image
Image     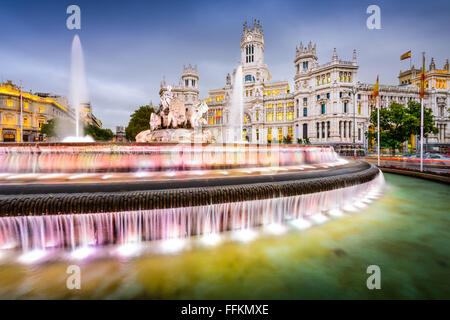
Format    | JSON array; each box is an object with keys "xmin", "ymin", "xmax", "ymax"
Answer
[{"xmin": 350, "ymin": 84, "xmax": 358, "ymax": 158}]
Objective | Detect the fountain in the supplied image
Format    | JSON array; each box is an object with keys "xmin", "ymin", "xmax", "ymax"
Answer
[
  {"xmin": 0, "ymin": 140, "xmax": 384, "ymax": 257},
  {"xmin": 62, "ymin": 35, "xmax": 94, "ymax": 143},
  {"xmin": 0, "ymin": 36, "xmax": 386, "ymax": 264},
  {"xmin": 135, "ymin": 86, "xmax": 214, "ymax": 143},
  {"xmin": 227, "ymin": 65, "xmax": 244, "ymax": 143}
]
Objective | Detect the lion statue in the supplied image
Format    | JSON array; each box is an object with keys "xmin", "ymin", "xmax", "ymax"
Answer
[{"xmin": 189, "ymin": 100, "xmax": 209, "ymax": 129}]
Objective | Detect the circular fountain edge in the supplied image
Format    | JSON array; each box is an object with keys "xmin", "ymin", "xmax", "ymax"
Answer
[{"xmin": 0, "ymin": 162, "xmax": 380, "ymax": 216}]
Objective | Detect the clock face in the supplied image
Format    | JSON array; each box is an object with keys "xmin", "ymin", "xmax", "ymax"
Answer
[{"xmin": 247, "ymin": 35, "xmax": 252, "ymax": 41}]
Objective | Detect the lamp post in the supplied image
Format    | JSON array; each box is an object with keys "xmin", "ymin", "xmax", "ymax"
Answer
[
  {"xmin": 19, "ymin": 80, "xmax": 23, "ymax": 143},
  {"xmin": 351, "ymin": 85, "xmax": 358, "ymax": 158}
]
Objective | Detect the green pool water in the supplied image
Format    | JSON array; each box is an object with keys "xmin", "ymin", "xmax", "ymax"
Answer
[{"xmin": 0, "ymin": 173, "xmax": 449, "ymax": 299}]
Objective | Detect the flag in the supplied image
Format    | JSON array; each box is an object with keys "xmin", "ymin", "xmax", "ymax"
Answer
[
  {"xmin": 400, "ymin": 50, "xmax": 411, "ymax": 60},
  {"xmin": 419, "ymin": 53, "xmax": 426, "ymax": 99},
  {"xmin": 372, "ymin": 75, "xmax": 379, "ymax": 97}
]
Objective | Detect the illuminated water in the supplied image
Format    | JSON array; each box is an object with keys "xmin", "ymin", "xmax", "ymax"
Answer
[
  {"xmin": 0, "ymin": 174, "xmax": 448, "ymax": 299},
  {"xmin": 227, "ymin": 65, "xmax": 244, "ymax": 143}
]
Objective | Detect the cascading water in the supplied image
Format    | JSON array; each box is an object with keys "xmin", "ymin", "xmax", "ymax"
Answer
[
  {"xmin": 228, "ymin": 65, "xmax": 244, "ymax": 143},
  {"xmin": 0, "ymin": 173, "xmax": 385, "ymax": 255},
  {"xmin": 63, "ymin": 34, "xmax": 94, "ymax": 142}
]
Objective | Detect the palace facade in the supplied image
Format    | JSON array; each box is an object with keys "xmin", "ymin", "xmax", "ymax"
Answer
[{"xmin": 159, "ymin": 21, "xmax": 449, "ymax": 150}]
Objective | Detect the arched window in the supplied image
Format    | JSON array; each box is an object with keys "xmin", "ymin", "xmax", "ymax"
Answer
[
  {"xmin": 303, "ymin": 107, "xmax": 307, "ymax": 117},
  {"xmin": 244, "ymin": 74, "xmax": 255, "ymax": 82},
  {"xmin": 303, "ymin": 123, "xmax": 308, "ymax": 139}
]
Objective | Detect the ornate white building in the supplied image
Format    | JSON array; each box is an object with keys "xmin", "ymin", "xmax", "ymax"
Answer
[{"xmin": 160, "ymin": 20, "xmax": 449, "ymax": 151}]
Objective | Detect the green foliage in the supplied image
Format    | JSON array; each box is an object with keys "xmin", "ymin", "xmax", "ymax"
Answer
[
  {"xmin": 40, "ymin": 119, "xmax": 57, "ymax": 137},
  {"xmin": 367, "ymin": 101, "xmax": 438, "ymax": 154},
  {"xmin": 297, "ymin": 138, "xmax": 303, "ymax": 144},
  {"xmin": 40, "ymin": 118, "xmax": 77, "ymax": 139},
  {"xmin": 125, "ymin": 105, "xmax": 155, "ymax": 141},
  {"xmin": 283, "ymin": 135, "xmax": 293, "ymax": 144},
  {"xmin": 84, "ymin": 124, "xmax": 114, "ymax": 141}
]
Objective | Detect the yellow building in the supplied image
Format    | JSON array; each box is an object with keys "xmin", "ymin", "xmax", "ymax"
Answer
[
  {"xmin": 399, "ymin": 58, "xmax": 449, "ymax": 89},
  {"xmin": 0, "ymin": 80, "xmax": 75, "ymax": 142}
]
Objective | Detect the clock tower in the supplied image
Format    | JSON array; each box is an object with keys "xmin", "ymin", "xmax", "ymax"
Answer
[{"xmin": 240, "ymin": 20, "xmax": 269, "ymax": 82}]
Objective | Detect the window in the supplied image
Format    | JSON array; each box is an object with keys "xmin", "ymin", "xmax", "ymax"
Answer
[
  {"xmin": 266, "ymin": 112, "xmax": 273, "ymax": 122},
  {"xmin": 339, "ymin": 121, "xmax": 342, "ymax": 137},
  {"xmin": 344, "ymin": 102, "xmax": 347, "ymax": 113},
  {"xmin": 287, "ymin": 111, "xmax": 294, "ymax": 120},
  {"xmin": 38, "ymin": 119, "xmax": 45, "ymax": 129},
  {"xmin": 278, "ymin": 128, "xmax": 283, "ymax": 141},
  {"xmin": 358, "ymin": 104, "xmax": 361, "ymax": 115},
  {"xmin": 39, "ymin": 106, "xmax": 45, "ymax": 113},
  {"xmin": 185, "ymin": 80, "xmax": 189, "ymax": 87},
  {"xmin": 6, "ymin": 99, "xmax": 13, "ymax": 107},
  {"xmin": 316, "ymin": 123, "xmax": 320, "ymax": 138},
  {"xmin": 321, "ymin": 122, "xmax": 325, "ymax": 138},
  {"xmin": 303, "ymin": 107, "xmax": 307, "ymax": 117},
  {"xmin": 256, "ymin": 111, "xmax": 259, "ymax": 121},
  {"xmin": 288, "ymin": 127, "xmax": 293, "ymax": 138},
  {"xmin": 343, "ymin": 122, "xmax": 346, "ymax": 138},
  {"xmin": 276, "ymin": 112, "xmax": 283, "ymax": 121},
  {"xmin": 358, "ymin": 94, "xmax": 361, "ymax": 100},
  {"xmin": 245, "ymin": 74, "xmax": 255, "ymax": 82},
  {"xmin": 358, "ymin": 128, "xmax": 361, "ymax": 141},
  {"xmin": 321, "ymin": 104, "xmax": 326, "ymax": 114},
  {"xmin": 317, "ymin": 95, "xmax": 320, "ymax": 100},
  {"xmin": 256, "ymin": 129, "xmax": 259, "ymax": 141},
  {"xmin": 267, "ymin": 128, "xmax": 272, "ymax": 142},
  {"xmin": 5, "ymin": 114, "xmax": 14, "ymax": 125},
  {"xmin": 24, "ymin": 102, "xmax": 29, "ymax": 110},
  {"xmin": 303, "ymin": 61, "xmax": 309, "ymax": 70},
  {"xmin": 245, "ymin": 45, "xmax": 254, "ymax": 63},
  {"xmin": 340, "ymin": 92, "xmax": 343, "ymax": 98},
  {"xmin": 192, "ymin": 80, "xmax": 196, "ymax": 87},
  {"xmin": 327, "ymin": 121, "xmax": 330, "ymax": 138},
  {"xmin": 303, "ymin": 97, "xmax": 307, "ymax": 103},
  {"xmin": 326, "ymin": 93, "xmax": 330, "ymax": 99}
]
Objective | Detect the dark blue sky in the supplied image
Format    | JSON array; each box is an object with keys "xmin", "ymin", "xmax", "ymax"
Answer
[{"xmin": 1, "ymin": 0, "xmax": 449, "ymax": 129}]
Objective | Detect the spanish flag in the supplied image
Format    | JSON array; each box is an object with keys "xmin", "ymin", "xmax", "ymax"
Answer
[
  {"xmin": 372, "ymin": 75, "xmax": 379, "ymax": 97},
  {"xmin": 400, "ymin": 50, "xmax": 411, "ymax": 60},
  {"xmin": 419, "ymin": 53, "xmax": 426, "ymax": 98}
]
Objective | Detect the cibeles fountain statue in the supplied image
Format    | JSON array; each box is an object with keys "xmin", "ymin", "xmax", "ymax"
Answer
[{"xmin": 136, "ymin": 86, "xmax": 215, "ymax": 143}]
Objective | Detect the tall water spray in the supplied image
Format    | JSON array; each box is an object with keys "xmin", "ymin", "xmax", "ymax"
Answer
[
  {"xmin": 228, "ymin": 65, "xmax": 244, "ymax": 143},
  {"xmin": 65, "ymin": 35, "xmax": 93, "ymax": 142}
]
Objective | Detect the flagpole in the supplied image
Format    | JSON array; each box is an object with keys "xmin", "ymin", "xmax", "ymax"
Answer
[
  {"xmin": 420, "ymin": 97, "xmax": 424, "ymax": 172},
  {"xmin": 377, "ymin": 95, "xmax": 380, "ymax": 166},
  {"xmin": 20, "ymin": 80, "xmax": 23, "ymax": 143},
  {"xmin": 419, "ymin": 52, "xmax": 425, "ymax": 172}
]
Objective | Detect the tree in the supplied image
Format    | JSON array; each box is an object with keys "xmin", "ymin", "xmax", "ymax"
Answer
[
  {"xmin": 40, "ymin": 118, "xmax": 77, "ymax": 140},
  {"xmin": 84, "ymin": 124, "xmax": 114, "ymax": 141},
  {"xmin": 40, "ymin": 119, "xmax": 57, "ymax": 137},
  {"xmin": 367, "ymin": 101, "xmax": 438, "ymax": 154},
  {"xmin": 125, "ymin": 105, "xmax": 155, "ymax": 141}
]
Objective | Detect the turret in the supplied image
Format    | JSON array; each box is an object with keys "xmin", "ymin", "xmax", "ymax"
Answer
[
  {"xmin": 181, "ymin": 64, "xmax": 199, "ymax": 88},
  {"xmin": 294, "ymin": 41, "xmax": 317, "ymax": 74}
]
